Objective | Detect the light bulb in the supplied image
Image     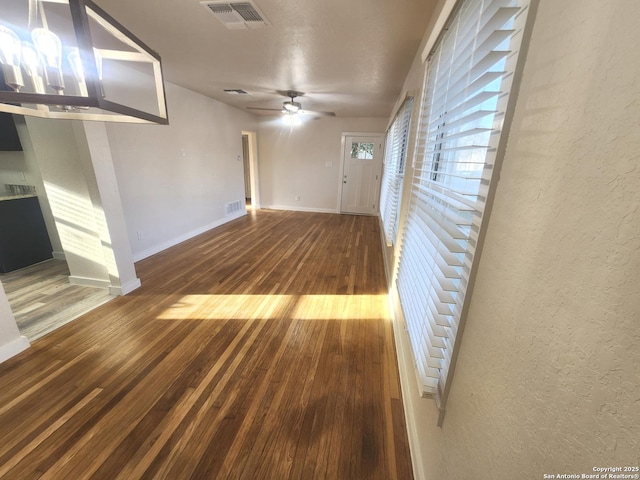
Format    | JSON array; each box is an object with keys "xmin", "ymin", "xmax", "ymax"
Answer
[
  {"xmin": 0, "ymin": 26, "xmax": 21, "ymax": 66},
  {"xmin": 68, "ymin": 48, "xmax": 88, "ymax": 97},
  {"xmin": 21, "ymin": 42, "xmax": 40, "ymax": 77},
  {"xmin": 31, "ymin": 28, "xmax": 61, "ymax": 68},
  {"xmin": 282, "ymin": 112, "xmax": 301, "ymax": 126},
  {"xmin": 68, "ymin": 48, "xmax": 84, "ymax": 80},
  {"xmin": 0, "ymin": 26, "xmax": 24, "ymax": 91},
  {"xmin": 21, "ymin": 41, "xmax": 45, "ymax": 93},
  {"xmin": 32, "ymin": 28, "xmax": 64, "ymax": 92}
]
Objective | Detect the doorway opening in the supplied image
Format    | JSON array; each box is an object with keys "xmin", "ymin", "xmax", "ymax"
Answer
[
  {"xmin": 242, "ymin": 134, "xmax": 251, "ymax": 208},
  {"xmin": 241, "ymin": 131, "xmax": 259, "ymax": 211},
  {"xmin": 1, "ymin": 260, "xmax": 113, "ymax": 341}
]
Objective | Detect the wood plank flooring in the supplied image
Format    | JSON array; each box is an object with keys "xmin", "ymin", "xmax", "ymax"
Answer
[
  {"xmin": 0, "ymin": 209, "xmax": 413, "ymax": 480},
  {"xmin": 0, "ymin": 260, "xmax": 114, "ymax": 341}
]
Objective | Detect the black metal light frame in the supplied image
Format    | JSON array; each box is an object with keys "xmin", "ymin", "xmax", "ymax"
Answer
[{"xmin": 0, "ymin": 0, "xmax": 169, "ymax": 124}]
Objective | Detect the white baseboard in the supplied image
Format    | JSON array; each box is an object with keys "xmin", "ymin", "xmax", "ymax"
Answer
[
  {"xmin": 261, "ymin": 204, "xmax": 339, "ymax": 214},
  {"xmin": 52, "ymin": 251, "xmax": 66, "ymax": 260},
  {"xmin": 0, "ymin": 335, "xmax": 30, "ymax": 364},
  {"xmin": 374, "ymin": 218, "xmax": 434, "ymax": 479},
  {"xmin": 389, "ymin": 291, "xmax": 435, "ymax": 480},
  {"xmin": 109, "ymin": 278, "xmax": 142, "ymax": 296},
  {"xmin": 132, "ymin": 211, "xmax": 247, "ymax": 263},
  {"xmin": 69, "ymin": 276, "xmax": 111, "ymax": 289},
  {"xmin": 393, "ymin": 318, "xmax": 425, "ymax": 480}
]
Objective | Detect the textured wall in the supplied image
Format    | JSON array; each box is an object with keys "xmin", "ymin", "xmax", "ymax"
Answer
[{"xmin": 402, "ymin": 0, "xmax": 640, "ymax": 478}]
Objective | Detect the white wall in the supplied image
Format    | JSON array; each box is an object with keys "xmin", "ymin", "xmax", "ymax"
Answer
[
  {"xmin": 0, "ymin": 282, "xmax": 29, "ymax": 363},
  {"xmin": 0, "ymin": 133, "xmax": 25, "ymax": 354},
  {"xmin": 73, "ymin": 121, "xmax": 141, "ymax": 295},
  {"xmin": 257, "ymin": 116, "xmax": 387, "ymax": 212},
  {"xmin": 25, "ymin": 117, "xmax": 114, "ymax": 288},
  {"xmin": 21, "ymin": 116, "xmax": 139, "ymax": 294},
  {"xmin": 106, "ymin": 81, "xmax": 258, "ymax": 261},
  {"xmin": 388, "ymin": 0, "xmax": 640, "ymax": 478}
]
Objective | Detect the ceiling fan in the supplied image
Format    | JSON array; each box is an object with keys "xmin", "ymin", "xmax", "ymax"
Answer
[{"xmin": 247, "ymin": 90, "xmax": 336, "ymax": 117}]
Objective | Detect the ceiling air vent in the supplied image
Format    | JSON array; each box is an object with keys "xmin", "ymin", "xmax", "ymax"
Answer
[
  {"xmin": 223, "ymin": 89, "xmax": 250, "ymax": 95},
  {"xmin": 200, "ymin": 1, "xmax": 271, "ymax": 29}
]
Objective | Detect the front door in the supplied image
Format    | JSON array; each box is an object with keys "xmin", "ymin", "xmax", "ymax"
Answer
[{"xmin": 340, "ymin": 134, "xmax": 383, "ymax": 215}]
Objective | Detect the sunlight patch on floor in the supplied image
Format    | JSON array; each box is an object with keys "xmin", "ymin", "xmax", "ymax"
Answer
[
  {"xmin": 292, "ymin": 294, "xmax": 389, "ymax": 320},
  {"xmin": 156, "ymin": 294, "xmax": 389, "ymax": 321}
]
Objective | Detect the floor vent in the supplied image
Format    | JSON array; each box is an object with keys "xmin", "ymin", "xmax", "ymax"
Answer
[
  {"xmin": 200, "ymin": 1, "xmax": 271, "ymax": 29},
  {"xmin": 225, "ymin": 200, "xmax": 244, "ymax": 216}
]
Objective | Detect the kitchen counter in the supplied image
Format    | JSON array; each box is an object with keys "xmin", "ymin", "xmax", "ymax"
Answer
[{"xmin": 0, "ymin": 194, "xmax": 38, "ymax": 202}]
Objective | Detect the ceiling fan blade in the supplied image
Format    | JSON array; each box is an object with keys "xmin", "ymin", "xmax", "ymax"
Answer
[
  {"xmin": 299, "ymin": 109, "xmax": 336, "ymax": 117},
  {"xmin": 246, "ymin": 106, "xmax": 284, "ymax": 113}
]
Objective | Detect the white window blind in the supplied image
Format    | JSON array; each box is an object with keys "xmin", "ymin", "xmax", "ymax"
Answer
[
  {"xmin": 380, "ymin": 96, "xmax": 414, "ymax": 245},
  {"xmin": 396, "ymin": 0, "xmax": 531, "ymax": 399}
]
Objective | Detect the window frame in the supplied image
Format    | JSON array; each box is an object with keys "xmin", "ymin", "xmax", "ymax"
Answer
[
  {"xmin": 393, "ymin": 0, "xmax": 536, "ymax": 424},
  {"xmin": 379, "ymin": 96, "xmax": 415, "ymax": 245}
]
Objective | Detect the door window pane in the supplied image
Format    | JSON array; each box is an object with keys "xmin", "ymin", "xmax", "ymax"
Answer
[{"xmin": 351, "ymin": 142, "xmax": 374, "ymax": 159}]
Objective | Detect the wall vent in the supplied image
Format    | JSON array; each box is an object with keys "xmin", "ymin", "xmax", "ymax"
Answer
[
  {"xmin": 200, "ymin": 1, "xmax": 271, "ymax": 29},
  {"xmin": 224, "ymin": 89, "xmax": 250, "ymax": 95},
  {"xmin": 225, "ymin": 200, "xmax": 244, "ymax": 216}
]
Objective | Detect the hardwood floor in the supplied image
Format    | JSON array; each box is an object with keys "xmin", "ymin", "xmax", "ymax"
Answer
[
  {"xmin": 0, "ymin": 209, "xmax": 413, "ymax": 480},
  {"xmin": 0, "ymin": 260, "xmax": 114, "ymax": 341}
]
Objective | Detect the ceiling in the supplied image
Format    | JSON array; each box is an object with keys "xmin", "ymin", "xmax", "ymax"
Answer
[{"xmin": 92, "ymin": 0, "xmax": 437, "ymax": 118}]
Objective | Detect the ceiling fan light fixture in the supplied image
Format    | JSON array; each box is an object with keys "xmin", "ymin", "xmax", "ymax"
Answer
[
  {"xmin": 283, "ymin": 100, "xmax": 300, "ymax": 113},
  {"xmin": 246, "ymin": 90, "xmax": 335, "ymax": 118},
  {"xmin": 282, "ymin": 111, "xmax": 301, "ymax": 126}
]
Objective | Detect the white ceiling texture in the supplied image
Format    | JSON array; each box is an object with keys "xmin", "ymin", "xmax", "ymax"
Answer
[{"xmin": 92, "ymin": 0, "xmax": 437, "ymax": 118}]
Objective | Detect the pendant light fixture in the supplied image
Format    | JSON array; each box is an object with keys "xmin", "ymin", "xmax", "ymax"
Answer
[{"xmin": 0, "ymin": 0, "xmax": 168, "ymax": 124}]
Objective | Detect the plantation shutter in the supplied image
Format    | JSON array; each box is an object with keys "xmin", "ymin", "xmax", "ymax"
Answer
[
  {"xmin": 379, "ymin": 96, "xmax": 414, "ymax": 244},
  {"xmin": 396, "ymin": 0, "xmax": 531, "ymax": 397}
]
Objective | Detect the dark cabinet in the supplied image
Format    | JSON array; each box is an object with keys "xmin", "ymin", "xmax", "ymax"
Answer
[{"xmin": 0, "ymin": 196, "xmax": 53, "ymax": 273}]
